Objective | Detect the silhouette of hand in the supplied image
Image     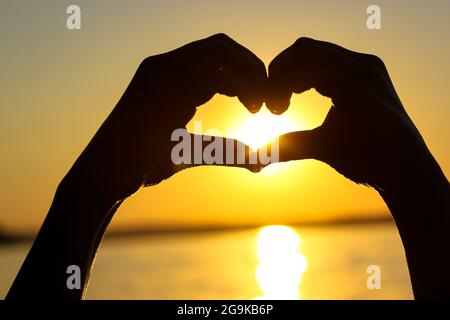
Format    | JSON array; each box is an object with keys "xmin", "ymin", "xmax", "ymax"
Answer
[
  {"xmin": 265, "ymin": 38, "xmax": 449, "ymax": 299},
  {"xmin": 60, "ymin": 34, "xmax": 266, "ymax": 204},
  {"xmin": 9, "ymin": 34, "xmax": 448, "ymax": 300},
  {"xmin": 268, "ymin": 37, "xmax": 441, "ymax": 195}
]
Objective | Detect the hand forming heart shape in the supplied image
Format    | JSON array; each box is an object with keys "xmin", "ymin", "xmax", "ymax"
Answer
[
  {"xmin": 10, "ymin": 33, "xmax": 447, "ymax": 300},
  {"xmin": 127, "ymin": 33, "xmax": 432, "ymax": 200},
  {"xmin": 58, "ymin": 33, "xmax": 437, "ymax": 206}
]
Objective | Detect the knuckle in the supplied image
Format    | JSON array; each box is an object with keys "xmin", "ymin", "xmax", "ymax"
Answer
[
  {"xmin": 365, "ymin": 54, "xmax": 386, "ymax": 68},
  {"xmin": 139, "ymin": 55, "xmax": 161, "ymax": 70},
  {"xmin": 294, "ymin": 36, "xmax": 315, "ymax": 47},
  {"xmin": 363, "ymin": 54, "xmax": 388, "ymax": 75},
  {"xmin": 140, "ymin": 56, "xmax": 153, "ymax": 66},
  {"xmin": 197, "ymin": 34, "xmax": 232, "ymax": 54},
  {"xmin": 138, "ymin": 56, "xmax": 154, "ymax": 72},
  {"xmin": 209, "ymin": 33, "xmax": 232, "ymax": 43},
  {"xmin": 138, "ymin": 54, "xmax": 168, "ymax": 76},
  {"xmin": 207, "ymin": 35, "xmax": 231, "ymax": 52}
]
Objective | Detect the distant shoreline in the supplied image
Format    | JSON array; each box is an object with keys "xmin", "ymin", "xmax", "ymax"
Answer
[{"xmin": 0, "ymin": 214, "xmax": 393, "ymax": 245}]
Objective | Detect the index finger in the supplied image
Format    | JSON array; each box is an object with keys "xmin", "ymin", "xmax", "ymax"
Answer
[
  {"xmin": 165, "ymin": 34, "xmax": 268, "ymax": 113},
  {"xmin": 267, "ymin": 37, "xmax": 368, "ymax": 114}
]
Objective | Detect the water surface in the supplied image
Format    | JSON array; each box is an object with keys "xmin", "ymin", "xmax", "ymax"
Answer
[{"xmin": 0, "ymin": 223, "xmax": 413, "ymax": 299}]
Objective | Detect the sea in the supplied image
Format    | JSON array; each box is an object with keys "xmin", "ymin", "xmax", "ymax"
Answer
[{"xmin": 0, "ymin": 222, "xmax": 413, "ymax": 299}]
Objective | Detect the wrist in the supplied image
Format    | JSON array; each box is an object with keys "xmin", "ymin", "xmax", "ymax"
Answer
[
  {"xmin": 378, "ymin": 155, "xmax": 448, "ymax": 232},
  {"xmin": 55, "ymin": 176, "xmax": 120, "ymax": 227},
  {"xmin": 376, "ymin": 143, "xmax": 448, "ymax": 203}
]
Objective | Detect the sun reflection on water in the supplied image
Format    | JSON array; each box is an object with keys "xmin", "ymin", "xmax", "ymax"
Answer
[{"xmin": 255, "ymin": 225, "xmax": 307, "ymax": 299}]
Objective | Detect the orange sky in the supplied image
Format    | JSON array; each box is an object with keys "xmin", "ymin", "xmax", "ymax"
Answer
[{"xmin": 1, "ymin": 0, "xmax": 449, "ymax": 232}]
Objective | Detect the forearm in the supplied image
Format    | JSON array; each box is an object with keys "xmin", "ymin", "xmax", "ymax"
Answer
[
  {"xmin": 6, "ymin": 185, "xmax": 121, "ymax": 300},
  {"xmin": 379, "ymin": 160, "xmax": 450, "ymax": 299}
]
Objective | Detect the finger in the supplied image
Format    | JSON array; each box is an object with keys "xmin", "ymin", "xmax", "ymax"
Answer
[
  {"xmin": 308, "ymin": 38, "xmax": 389, "ymax": 76},
  {"xmin": 267, "ymin": 37, "xmax": 367, "ymax": 113},
  {"xmin": 175, "ymin": 34, "xmax": 267, "ymax": 113},
  {"xmin": 159, "ymin": 33, "xmax": 264, "ymax": 72},
  {"xmin": 271, "ymin": 107, "xmax": 345, "ymax": 166},
  {"xmin": 143, "ymin": 134, "xmax": 265, "ymax": 186},
  {"xmin": 274, "ymin": 127, "xmax": 323, "ymax": 164},
  {"xmin": 271, "ymin": 63, "xmax": 365, "ymax": 111},
  {"xmin": 269, "ymin": 37, "xmax": 366, "ymax": 83}
]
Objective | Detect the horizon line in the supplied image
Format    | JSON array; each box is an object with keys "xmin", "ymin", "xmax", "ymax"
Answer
[{"xmin": 0, "ymin": 214, "xmax": 393, "ymax": 245}]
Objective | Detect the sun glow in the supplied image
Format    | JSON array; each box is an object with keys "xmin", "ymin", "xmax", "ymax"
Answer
[
  {"xmin": 255, "ymin": 225, "xmax": 307, "ymax": 299},
  {"xmin": 233, "ymin": 107, "xmax": 300, "ymax": 151}
]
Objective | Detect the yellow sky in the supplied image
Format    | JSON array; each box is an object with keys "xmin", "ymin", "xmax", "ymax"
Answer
[{"xmin": 1, "ymin": 0, "xmax": 449, "ymax": 231}]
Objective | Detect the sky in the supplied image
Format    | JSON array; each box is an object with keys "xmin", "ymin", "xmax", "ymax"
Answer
[{"xmin": 1, "ymin": 0, "xmax": 449, "ymax": 232}]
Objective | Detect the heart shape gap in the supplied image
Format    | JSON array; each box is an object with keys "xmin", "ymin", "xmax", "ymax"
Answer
[{"xmin": 186, "ymin": 90, "xmax": 332, "ymax": 150}]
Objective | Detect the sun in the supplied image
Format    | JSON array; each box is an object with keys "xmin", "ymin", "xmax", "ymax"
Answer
[{"xmin": 233, "ymin": 106, "xmax": 300, "ymax": 151}]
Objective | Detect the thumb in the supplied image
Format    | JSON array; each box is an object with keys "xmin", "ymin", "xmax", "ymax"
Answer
[
  {"xmin": 275, "ymin": 127, "xmax": 323, "ymax": 163},
  {"xmin": 143, "ymin": 134, "xmax": 264, "ymax": 186}
]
